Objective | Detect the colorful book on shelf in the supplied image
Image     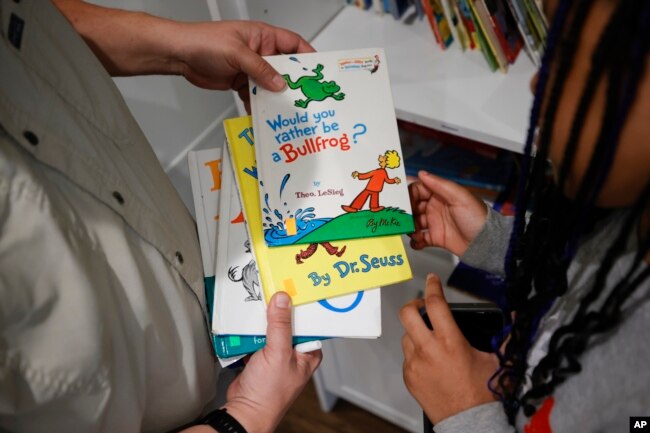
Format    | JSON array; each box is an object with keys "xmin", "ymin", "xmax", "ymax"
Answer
[
  {"xmin": 455, "ymin": 0, "xmax": 481, "ymax": 50},
  {"xmin": 522, "ymin": 0, "xmax": 547, "ymax": 46},
  {"xmin": 249, "ymin": 48, "xmax": 415, "ymax": 247},
  {"xmin": 214, "ymin": 144, "xmax": 382, "ymax": 338},
  {"xmin": 472, "ymin": 0, "xmax": 509, "ymax": 71},
  {"xmin": 504, "ymin": 0, "xmax": 541, "ymax": 65},
  {"xmin": 483, "ymin": 0, "xmax": 523, "ymax": 64},
  {"xmin": 443, "ymin": 0, "xmax": 469, "ymax": 50},
  {"xmin": 225, "ymin": 115, "xmax": 412, "ymax": 307},
  {"xmin": 422, "ymin": 0, "xmax": 454, "ymax": 49},
  {"xmin": 466, "ymin": 0, "xmax": 500, "ymax": 71}
]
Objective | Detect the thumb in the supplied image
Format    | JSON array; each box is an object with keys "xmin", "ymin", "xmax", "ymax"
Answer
[
  {"xmin": 239, "ymin": 48, "xmax": 286, "ymax": 92},
  {"xmin": 417, "ymin": 170, "xmax": 464, "ymax": 204},
  {"xmin": 424, "ymin": 274, "xmax": 462, "ymax": 339},
  {"xmin": 265, "ymin": 292, "xmax": 293, "ymax": 352}
]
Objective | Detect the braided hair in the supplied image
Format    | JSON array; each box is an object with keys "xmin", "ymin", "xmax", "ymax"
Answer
[{"xmin": 493, "ymin": 0, "xmax": 650, "ymax": 423}]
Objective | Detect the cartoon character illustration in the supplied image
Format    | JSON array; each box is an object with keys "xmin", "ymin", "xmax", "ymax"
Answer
[
  {"xmin": 228, "ymin": 240, "xmax": 262, "ymax": 302},
  {"xmin": 342, "ymin": 150, "xmax": 402, "ymax": 213},
  {"xmin": 370, "ymin": 54, "xmax": 380, "ymax": 74},
  {"xmin": 295, "ymin": 242, "xmax": 347, "ymax": 264},
  {"xmin": 283, "ymin": 64, "xmax": 345, "ymax": 108}
]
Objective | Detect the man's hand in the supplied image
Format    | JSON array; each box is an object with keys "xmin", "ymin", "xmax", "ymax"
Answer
[
  {"xmin": 53, "ymin": 1, "xmax": 314, "ymax": 109},
  {"xmin": 408, "ymin": 170, "xmax": 488, "ymax": 256},
  {"xmin": 172, "ymin": 20, "xmax": 314, "ymax": 107},
  {"xmin": 400, "ymin": 274, "xmax": 498, "ymax": 425},
  {"xmin": 222, "ymin": 292, "xmax": 322, "ymax": 433}
]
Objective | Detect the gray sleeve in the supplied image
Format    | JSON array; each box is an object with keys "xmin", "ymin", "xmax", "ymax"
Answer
[
  {"xmin": 433, "ymin": 402, "xmax": 514, "ymax": 433},
  {"xmin": 459, "ymin": 206, "xmax": 514, "ymax": 277}
]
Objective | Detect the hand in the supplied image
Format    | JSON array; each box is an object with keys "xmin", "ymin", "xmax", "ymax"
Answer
[
  {"xmin": 173, "ymin": 20, "xmax": 314, "ymax": 109},
  {"xmin": 52, "ymin": 2, "xmax": 314, "ymax": 110},
  {"xmin": 400, "ymin": 274, "xmax": 498, "ymax": 425},
  {"xmin": 394, "ymin": 177, "xmax": 401, "ymax": 184},
  {"xmin": 408, "ymin": 170, "xmax": 487, "ymax": 256},
  {"xmin": 352, "ymin": 171, "xmax": 359, "ymax": 179},
  {"xmin": 222, "ymin": 292, "xmax": 322, "ymax": 433}
]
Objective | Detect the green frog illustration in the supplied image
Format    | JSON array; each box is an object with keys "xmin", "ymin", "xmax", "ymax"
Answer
[{"xmin": 283, "ymin": 64, "xmax": 345, "ymax": 108}]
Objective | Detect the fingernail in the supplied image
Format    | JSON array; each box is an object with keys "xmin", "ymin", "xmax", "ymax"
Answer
[
  {"xmin": 272, "ymin": 74, "xmax": 286, "ymax": 90},
  {"xmin": 275, "ymin": 292, "xmax": 291, "ymax": 308},
  {"xmin": 426, "ymin": 273, "xmax": 435, "ymax": 281}
]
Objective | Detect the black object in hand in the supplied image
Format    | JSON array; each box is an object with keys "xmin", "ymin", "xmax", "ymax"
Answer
[{"xmin": 419, "ymin": 303, "xmax": 504, "ymax": 353}]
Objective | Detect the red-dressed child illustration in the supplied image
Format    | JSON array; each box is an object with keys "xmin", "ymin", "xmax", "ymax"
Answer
[{"xmin": 342, "ymin": 150, "xmax": 402, "ymax": 213}]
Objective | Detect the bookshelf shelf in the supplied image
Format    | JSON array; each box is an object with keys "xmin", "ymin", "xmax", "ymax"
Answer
[{"xmin": 311, "ymin": 5, "xmax": 536, "ymax": 153}]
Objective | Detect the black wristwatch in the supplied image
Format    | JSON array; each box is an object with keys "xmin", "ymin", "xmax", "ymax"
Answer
[{"xmin": 200, "ymin": 408, "xmax": 248, "ymax": 433}]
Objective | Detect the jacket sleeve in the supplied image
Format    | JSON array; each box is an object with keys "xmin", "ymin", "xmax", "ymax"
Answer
[
  {"xmin": 433, "ymin": 402, "xmax": 515, "ymax": 433},
  {"xmin": 459, "ymin": 206, "xmax": 514, "ymax": 277}
]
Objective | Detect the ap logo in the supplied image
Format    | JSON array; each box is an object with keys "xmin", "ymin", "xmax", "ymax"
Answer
[{"xmin": 631, "ymin": 417, "xmax": 650, "ymax": 431}]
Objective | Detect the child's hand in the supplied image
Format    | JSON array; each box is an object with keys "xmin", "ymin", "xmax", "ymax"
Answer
[
  {"xmin": 400, "ymin": 274, "xmax": 498, "ymax": 424},
  {"xmin": 408, "ymin": 170, "xmax": 487, "ymax": 256}
]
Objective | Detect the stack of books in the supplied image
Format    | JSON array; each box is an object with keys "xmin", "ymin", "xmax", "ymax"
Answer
[
  {"xmin": 349, "ymin": 0, "xmax": 549, "ymax": 71},
  {"xmin": 190, "ymin": 49, "xmax": 415, "ymax": 366}
]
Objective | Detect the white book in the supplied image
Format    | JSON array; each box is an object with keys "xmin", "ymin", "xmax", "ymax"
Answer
[
  {"xmin": 188, "ymin": 146, "xmax": 245, "ymax": 366},
  {"xmin": 214, "ymin": 144, "xmax": 382, "ymax": 338},
  {"xmin": 188, "ymin": 146, "xmax": 223, "ymax": 275}
]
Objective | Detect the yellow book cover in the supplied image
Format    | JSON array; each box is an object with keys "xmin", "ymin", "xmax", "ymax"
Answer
[{"xmin": 225, "ymin": 115, "xmax": 412, "ymax": 306}]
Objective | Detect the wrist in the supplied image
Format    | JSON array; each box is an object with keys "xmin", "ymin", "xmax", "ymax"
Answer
[{"xmin": 222, "ymin": 400, "xmax": 275, "ymax": 433}]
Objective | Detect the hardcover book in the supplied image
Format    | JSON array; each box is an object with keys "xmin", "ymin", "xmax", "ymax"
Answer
[
  {"xmin": 214, "ymin": 145, "xmax": 382, "ymax": 337},
  {"xmin": 189, "ymin": 148, "xmax": 331, "ymax": 360},
  {"xmin": 188, "ymin": 147, "xmax": 243, "ymax": 365},
  {"xmin": 423, "ymin": 0, "xmax": 454, "ymax": 49},
  {"xmin": 249, "ymin": 48, "xmax": 415, "ymax": 247},
  {"xmin": 225, "ymin": 115, "xmax": 412, "ymax": 307}
]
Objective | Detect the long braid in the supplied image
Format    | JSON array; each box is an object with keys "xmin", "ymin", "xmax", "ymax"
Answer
[
  {"xmin": 497, "ymin": 0, "xmax": 595, "ymax": 420},
  {"xmin": 495, "ymin": 0, "xmax": 650, "ymax": 423}
]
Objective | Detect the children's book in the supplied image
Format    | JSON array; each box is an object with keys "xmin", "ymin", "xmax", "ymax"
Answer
[
  {"xmin": 504, "ymin": 0, "xmax": 541, "ymax": 66},
  {"xmin": 423, "ymin": 0, "xmax": 454, "ymax": 49},
  {"xmin": 482, "ymin": 0, "xmax": 523, "ymax": 64},
  {"xmin": 189, "ymin": 148, "xmax": 331, "ymax": 360},
  {"xmin": 473, "ymin": 0, "xmax": 508, "ymax": 72},
  {"xmin": 249, "ymin": 48, "xmax": 415, "ymax": 247},
  {"xmin": 467, "ymin": 0, "xmax": 500, "ymax": 71},
  {"xmin": 188, "ymin": 148, "xmax": 224, "ymax": 276},
  {"xmin": 188, "ymin": 147, "xmax": 244, "ymax": 366},
  {"xmin": 456, "ymin": 0, "xmax": 481, "ymax": 50},
  {"xmin": 442, "ymin": 0, "xmax": 469, "ymax": 51},
  {"xmin": 214, "ymin": 145, "xmax": 382, "ymax": 337},
  {"xmin": 225, "ymin": 115, "xmax": 412, "ymax": 307}
]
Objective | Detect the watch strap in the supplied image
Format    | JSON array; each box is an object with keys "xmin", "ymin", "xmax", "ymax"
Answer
[{"xmin": 200, "ymin": 408, "xmax": 248, "ymax": 433}]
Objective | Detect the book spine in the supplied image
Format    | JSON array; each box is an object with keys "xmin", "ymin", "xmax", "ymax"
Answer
[
  {"xmin": 472, "ymin": 0, "xmax": 508, "ymax": 71},
  {"xmin": 422, "ymin": 0, "xmax": 444, "ymax": 47},
  {"xmin": 188, "ymin": 152, "xmax": 213, "ymax": 274},
  {"xmin": 504, "ymin": 0, "xmax": 541, "ymax": 65},
  {"xmin": 456, "ymin": 0, "xmax": 480, "ymax": 50}
]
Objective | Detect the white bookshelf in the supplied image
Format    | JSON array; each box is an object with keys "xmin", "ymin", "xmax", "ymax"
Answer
[{"xmin": 312, "ymin": 5, "xmax": 536, "ymax": 153}]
